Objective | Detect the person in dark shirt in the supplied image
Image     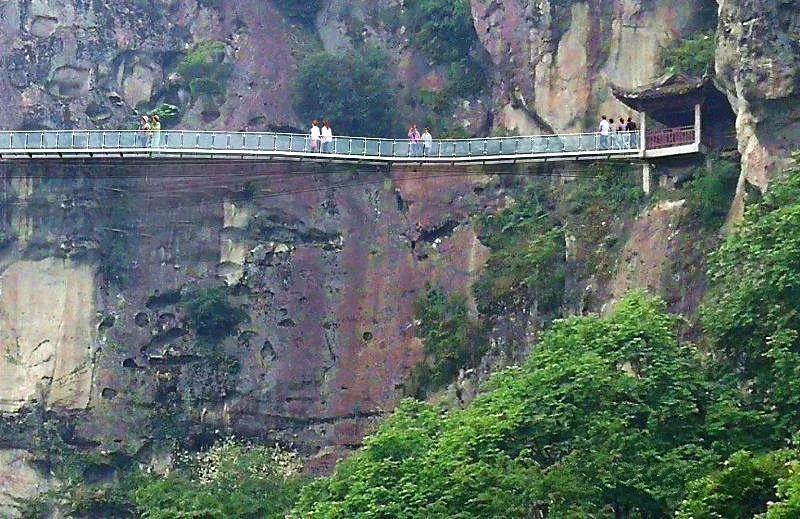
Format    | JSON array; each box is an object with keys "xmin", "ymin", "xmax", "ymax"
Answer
[{"xmin": 626, "ymin": 117, "xmax": 639, "ymax": 148}]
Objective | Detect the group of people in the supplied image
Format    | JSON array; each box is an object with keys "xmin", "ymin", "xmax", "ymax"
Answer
[
  {"xmin": 309, "ymin": 120, "xmax": 334, "ymax": 153},
  {"xmin": 598, "ymin": 115, "xmax": 638, "ymax": 149},
  {"xmin": 407, "ymin": 125, "xmax": 433, "ymax": 156},
  {"xmin": 308, "ymin": 120, "xmax": 434, "ymax": 156},
  {"xmin": 138, "ymin": 114, "xmax": 162, "ymax": 147}
]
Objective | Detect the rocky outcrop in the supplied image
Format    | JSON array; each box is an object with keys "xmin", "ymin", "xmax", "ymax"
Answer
[
  {"xmin": 715, "ymin": 0, "xmax": 800, "ymax": 208},
  {"xmin": 0, "ymin": 162, "xmax": 497, "ymax": 477},
  {"xmin": 0, "ymin": 0, "xmax": 302, "ymax": 131},
  {"xmin": 0, "ymin": 258, "xmax": 95, "ymax": 412},
  {"xmin": 470, "ymin": 0, "xmax": 710, "ymax": 133},
  {"xmin": 0, "ymin": 450, "xmax": 48, "ymax": 518}
]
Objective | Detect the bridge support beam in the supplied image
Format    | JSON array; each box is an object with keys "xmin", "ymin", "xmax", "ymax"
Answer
[
  {"xmin": 642, "ymin": 163, "xmax": 653, "ymax": 194},
  {"xmin": 694, "ymin": 103, "xmax": 702, "ymax": 146}
]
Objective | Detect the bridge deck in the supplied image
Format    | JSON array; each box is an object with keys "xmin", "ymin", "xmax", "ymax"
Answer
[{"xmin": 0, "ymin": 128, "xmax": 698, "ymax": 164}]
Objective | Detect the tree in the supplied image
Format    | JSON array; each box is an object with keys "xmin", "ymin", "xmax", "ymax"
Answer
[
  {"xmin": 677, "ymin": 450, "xmax": 792, "ymax": 519},
  {"xmin": 134, "ymin": 439, "xmax": 303, "ymax": 519},
  {"xmin": 292, "ymin": 48, "xmax": 395, "ymax": 137},
  {"xmin": 291, "ymin": 293, "xmax": 726, "ymax": 517},
  {"xmin": 702, "ymin": 158, "xmax": 800, "ymax": 437},
  {"xmin": 412, "ymin": 286, "xmax": 485, "ymax": 396}
]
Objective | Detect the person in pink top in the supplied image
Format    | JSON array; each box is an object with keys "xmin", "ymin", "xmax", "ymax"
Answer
[{"xmin": 408, "ymin": 125, "xmax": 421, "ymax": 156}]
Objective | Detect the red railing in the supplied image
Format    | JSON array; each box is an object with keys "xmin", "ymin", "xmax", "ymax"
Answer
[{"xmin": 645, "ymin": 126, "xmax": 696, "ymax": 150}]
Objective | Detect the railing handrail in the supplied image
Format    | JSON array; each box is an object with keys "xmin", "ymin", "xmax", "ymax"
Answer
[
  {"xmin": 0, "ymin": 128, "xmax": 642, "ymax": 144},
  {"xmin": 0, "ymin": 127, "xmax": 708, "ymax": 160}
]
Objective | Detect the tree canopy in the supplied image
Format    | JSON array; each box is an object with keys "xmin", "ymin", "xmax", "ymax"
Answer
[
  {"xmin": 292, "ymin": 48, "xmax": 396, "ymax": 137},
  {"xmin": 292, "ymin": 293, "xmax": 752, "ymax": 517}
]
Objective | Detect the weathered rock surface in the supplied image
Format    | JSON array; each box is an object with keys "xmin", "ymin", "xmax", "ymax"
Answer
[
  {"xmin": 0, "ymin": 258, "xmax": 95, "ymax": 412},
  {"xmin": 0, "ymin": 162, "xmax": 498, "ymax": 478},
  {"xmin": 715, "ymin": 0, "xmax": 800, "ymax": 206},
  {"xmin": 0, "ymin": 449, "xmax": 48, "ymax": 518},
  {"xmin": 470, "ymin": 0, "xmax": 709, "ymax": 132}
]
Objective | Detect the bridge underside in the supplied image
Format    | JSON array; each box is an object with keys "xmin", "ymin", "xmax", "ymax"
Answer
[{"xmin": 0, "ymin": 147, "xmax": 653, "ymax": 166}]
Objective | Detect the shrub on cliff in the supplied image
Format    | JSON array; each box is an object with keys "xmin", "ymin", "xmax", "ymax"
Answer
[
  {"xmin": 474, "ymin": 194, "xmax": 565, "ymax": 319},
  {"xmin": 404, "ymin": 0, "xmax": 478, "ymax": 65},
  {"xmin": 411, "ymin": 285, "xmax": 485, "ymax": 397},
  {"xmin": 702, "ymin": 157, "xmax": 800, "ymax": 437},
  {"xmin": 182, "ymin": 286, "xmax": 247, "ymax": 344},
  {"xmin": 662, "ymin": 31, "xmax": 715, "ymax": 77},
  {"xmin": 272, "ymin": 0, "xmax": 319, "ymax": 24},
  {"xmin": 134, "ymin": 439, "xmax": 303, "ymax": 519},
  {"xmin": 175, "ymin": 41, "xmax": 233, "ymax": 102},
  {"xmin": 683, "ymin": 156, "xmax": 740, "ymax": 230},
  {"xmin": 292, "ymin": 293, "xmax": 757, "ymax": 517},
  {"xmin": 292, "ymin": 47, "xmax": 395, "ymax": 137}
]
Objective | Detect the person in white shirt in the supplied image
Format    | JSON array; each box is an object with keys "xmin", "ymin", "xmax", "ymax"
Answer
[
  {"xmin": 598, "ymin": 115, "xmax": 611, "ymax": 149},
  {"xmin": 310, "ymin": 120, "xmax": 321, "ymax": 152},
  {"xmin": 421, "ymin": 127, "xmax": 433, "ymax": 156},
  {"xmin": 321, "ymin": 121, "xmax": 333, "ymax": 153}
]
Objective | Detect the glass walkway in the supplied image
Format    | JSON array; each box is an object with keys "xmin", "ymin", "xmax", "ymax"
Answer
[{"xmin": 0, "ymin": 128, "xmax": 696, "ymax": 163}]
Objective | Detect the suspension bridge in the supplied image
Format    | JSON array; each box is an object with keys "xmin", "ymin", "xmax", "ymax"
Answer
[{"xmin": 0, "ymin": 125, "xmax": 699, "ymax": 165}]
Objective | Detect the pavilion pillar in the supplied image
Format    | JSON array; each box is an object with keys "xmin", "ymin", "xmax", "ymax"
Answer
[
  {"xmin": 694, "ymin": 103, "xmax": 702, "ymax": 146},
  {"xmin": 642, "ymin": 163, "xmax": 652, "ymax": 194},
  {"xmin": 639, "ymin": 111, "xmax": 646, "ymax": 155}
]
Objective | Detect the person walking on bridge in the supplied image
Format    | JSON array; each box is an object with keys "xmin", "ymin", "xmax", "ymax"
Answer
[
  {"xmin": 598, "ymin": 115, "xmax": 611, "ymax": 150},
  {"xmin": 626, "ymin": 117, "xmax": 638, "ymax": 148},
  {"xmin": 321, "ymin": 121, "xmax": 333, "ymax": 153},
  {"xmin": 139, "ymin": 115, "xmax": 151, "ymax": 148},
  {"xmin": 422, "ymin": 127, "xmax": 433, "ymax": 157},
  {"xmin": 310, "ymin": 120, "xmax": 321, "ymax": 152},
  {"xmin": 150, "ymin": 115, "xmax": 162, "ymax": 147},
  {"xmin": 408, "ymin": 125, "xmax": 421, "ymax": 156}
]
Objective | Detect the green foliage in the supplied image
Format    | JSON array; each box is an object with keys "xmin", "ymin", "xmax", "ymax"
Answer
[
  {"xmin": 291, "ymin": 293, "xmax": 738, "ymax": 517},
  {"xmin": 182, "ymin": 286, "xmax": 247, "ymax": 344},
  {"xmin": 562, "ymin": 163, "xmax": 645, "ymax": 216},
  {"xmin": 149, "ymin": 103, "xmax": 182, "ymax": 127},
  {"xmin": 677, "ymin": 450, "xmax": 792, "ymax": 519},
  {"xmin": 272, "ymin": 0, "xmax": 319, "ymax": 24},
  {"xmin": 412, "ymin": 286, "xmax": 485, "ymax": 396},
  {"xmin": 134, "ymin": 439, "xmax": 303, "ymax": 519},
  {"xmin": 175, "ymin": 41, "xmax": 233, "ymax": 102},
  {"xmin": 684, "ymin": 156, "xmax": 740, "ymax": 230},
  {"xmin": 17, "ymin": 449, "xmax": 138, "ymax": 518},
  {"xmin": 662, "ymin": 32, "xmax": 716, "ymax": 77},
  {"xmin": 404, "ymin": 0, "xmax": 477, "ymax": 65},
  {"xmin": 766, "ymin": 456, "xmax": 800, "ymax": 518},
  {"xmin": 475, "ymin": 194, "xmax": 565, "ymax": 317},
  {"xmin": 292, "ymin": 47, "xmax": 396, "ymax": 137},
  {"xmin": 702, "ymin": 158, "xmax": 800, "ymax": 436}
]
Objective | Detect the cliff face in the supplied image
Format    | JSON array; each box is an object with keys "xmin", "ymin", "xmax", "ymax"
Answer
[
  {"xmin": 0, "ymin": 0, "xmax": 799, "ymax": 512},
  {"xmin": 0, "ymin": 163, "xmax": 496, "ymax": 479},
  {"xmin": 0, "ymin": 0, "xmax": 304, "ymax": 130},
  {"xmin": 714, "ymin": 0, "xmax": 800, "ymax": 211},
  {"xmin": 470, "ymin": 0, "xmax": 710, "ymax": 133}
]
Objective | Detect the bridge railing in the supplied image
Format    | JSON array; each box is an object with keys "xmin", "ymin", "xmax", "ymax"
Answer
[
  {"xmin": 645, "ymin": 126, "xmax": 696, "ymax": 150},
  {"xmin": 0, "ymin": 129, "xmax": 645, "ymax": 159}
]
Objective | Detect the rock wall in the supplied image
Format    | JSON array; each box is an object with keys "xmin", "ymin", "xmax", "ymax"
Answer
[
  {"xmin": 0, "ymin": 162, "xmax": 496, "ymax": 479},
  {"xmin": 715, "ymin": 0, "xmax": 800, "ymax": 210},
  {"xmin": 0, "ymin": 258, "xmax": 95, "ymax": 412},
  {"xmin": 470, "ymin": 0, "xmax": 710, "ymax": 133}
]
